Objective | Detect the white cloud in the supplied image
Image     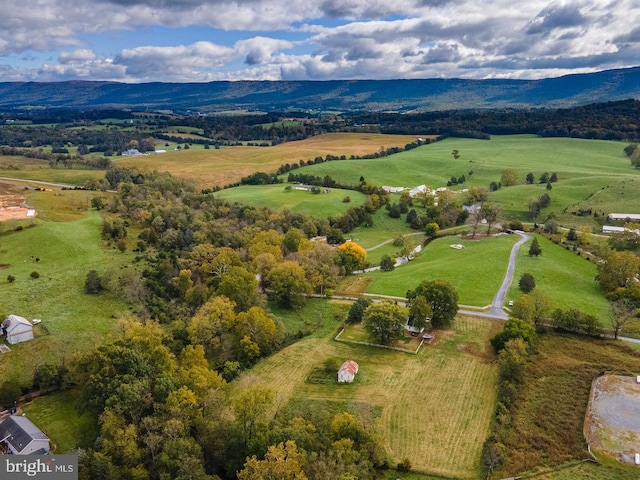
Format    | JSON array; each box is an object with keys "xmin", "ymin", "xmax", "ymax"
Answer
[{"xmin": 0, "ymin": 0, "xmax": 639, "ymax": 81}]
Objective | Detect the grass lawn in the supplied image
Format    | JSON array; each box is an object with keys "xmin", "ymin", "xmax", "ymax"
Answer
[
  {"xmin": 507, "ymin": 234, "xmax": 610, "ymax": 319},
  {"xmin": 116, "ymin": 132, "xmax": 423, "ymax": 189},
  {"xmin": 360, "ymin": 234, "xmax": 519, "ymax": 306},
  {"xmin": 234, "ymin": 313, "xmax": 499, "ymax": 478},
  {"xmin": 21, "ymin": 390, "xmax": 99, "ymax": 453},
  {"xmin": 0, "ymin": 192, "xmax": 135, "ymax": 387},
  {"xmin": 214, "ymin": 184, "xmax": 366, "ymax": 218}
]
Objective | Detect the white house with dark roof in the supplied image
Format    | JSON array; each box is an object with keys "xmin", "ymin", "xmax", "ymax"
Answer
[
  {"xmin": 2, "ymin": 315, "xmax": 33, "ymax": 345},
  {"xmin": 0, "ymin": 416, "xmax": 50, "ymax": 455}
]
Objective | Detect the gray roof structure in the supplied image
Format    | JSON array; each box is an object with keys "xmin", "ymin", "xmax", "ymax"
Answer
[
  {"xmin": 2, "ymin": 315, "xmax": 31, "ymax": 333},
  {"xmin": 0, "ymin": 416, "xmax": 49, "ymax": 454}
]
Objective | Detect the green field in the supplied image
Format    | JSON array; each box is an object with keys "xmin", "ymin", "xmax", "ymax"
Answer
[
  {"xmin": 214, "ymin": 184, "xmax": 367, "ymax": 218},
  {"xmin": 360, "ymin": 234, "xmax": 518, "ymax": 306},
  {"xmin": 116, "ymin": 132, "xmax": 424, "ymax": 189},
  {"xmin": 284, "ymin": 135, "xmax": 639, "ymax": 227},
  {"xmin": 0, "ymin": 193, "xmax": 133, "ymax": 387},
  {"xmin": 507, "ymin": 234, "xmax": 610, "ymax": 319},
  {"xmin": 234, "ymin": 312, "xmax": 499, "ymax": 478}
]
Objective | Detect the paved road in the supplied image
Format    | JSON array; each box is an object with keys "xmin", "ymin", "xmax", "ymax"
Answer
[{"xmin": 486, "ymin": 231, "xmax": 530, "ymax": 319}]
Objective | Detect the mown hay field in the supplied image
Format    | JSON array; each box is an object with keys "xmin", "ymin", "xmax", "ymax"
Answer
[
  {"xmin": 235, "ymin": 313, "xmax": 498, "ymax": 478},
  {"xmin": 116, "ymin": 132, "xmax": 426, "ymax": 189}
]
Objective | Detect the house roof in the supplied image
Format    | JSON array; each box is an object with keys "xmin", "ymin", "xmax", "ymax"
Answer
[
  {"xmin": 0, "ymin": 416, "xmax": 48, "ymax": 453},
  {"xmin": 339, "ymin": 360, "xmax": 359, "ymax": 375},
  {"xmin": 2, "ymin": 315, "xmax": 32, "ymax": 333}
]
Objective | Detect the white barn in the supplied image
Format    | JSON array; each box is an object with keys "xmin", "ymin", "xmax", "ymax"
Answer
[
  {"xmin": 338, "ymin": 360, "xmax": 359, "ymax": 383},
  {"xmin": 0, "ymin": 416, "xmax": 50, "ymax": 455},
  {"xmin": 2, "ymin": 315, "xmax": 33, "ymax": 345}
]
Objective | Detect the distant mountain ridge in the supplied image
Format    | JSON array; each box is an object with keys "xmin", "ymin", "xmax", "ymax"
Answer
[{"xmin": 1, "ymin": 67, "xmax": 639, "ymax": 112}]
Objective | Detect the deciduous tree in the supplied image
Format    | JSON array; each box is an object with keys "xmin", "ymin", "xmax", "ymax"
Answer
[
  {"xmin": 409, "ymin": 279, "xmax": 459, "ymax": 328},
  {"xmin": 362, "ymin": 302, "xmax": 408, "ymax": 345}
]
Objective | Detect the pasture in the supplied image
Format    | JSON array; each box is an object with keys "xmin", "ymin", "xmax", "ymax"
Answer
[
  {"xmin": 285, "ymin": 135, "xmax": 638, "ymax": 227},
  {"xmin": 507, "ymin": 234, "xmax": 610, "ymax": 319},
  {"xmin": 213, "ymin": 184, "xmax": 366, "ymax": 218},
  {"xmin": 0, "ymin": 188, "xmax": 134, "ymax": 387},
  {"xmin": 116, "ymin": 132, "xmax": 424, "ymax": 189},
  {"xmin": 235, "ymin": 313, "xmax": 499, "ymax": 478},
  {"xmin": 360, "ymin": 234, "xmax": 519, "ymax": 306}
]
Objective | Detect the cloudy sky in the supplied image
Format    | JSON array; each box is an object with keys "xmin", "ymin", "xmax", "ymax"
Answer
[{"xmin": 2, "ymin": 0, "xmax": 639, "ymax": 83}]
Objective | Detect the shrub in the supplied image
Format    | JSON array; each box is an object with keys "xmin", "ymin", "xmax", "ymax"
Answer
[
  {"xmin": 84, "ymin": 270, "xmax": 104, "ymax": 294},
  {"xmin": 30, "ymin": 271, "xmax": 40, "ymax": 279},
  {"xmin": 397, "ymin": 458, "xmax": 412, "ymax": 472},
  {"xmin": 7, "ymin": 275, "xmax": 15, "ymax": 283}
]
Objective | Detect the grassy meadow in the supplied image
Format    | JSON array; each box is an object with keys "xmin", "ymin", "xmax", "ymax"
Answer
[
  {"xmin": 507, "ymin": 234, "xmax": 610, "ymax": 319},
  {"xmin": 284, "ymin": 135, "xmax": 638, "ymax": 227},
  {"xmin": 234, "ymin": 313, "xmax": 499, "ymax": 478},
  {"xmin": 214, "ymin": 184, "xmax": 366, "ymax": 218},
  {"xmin": 116, "ymin": 132, "xmax": 424, "ymax": 189},
  {"xmin": 359, "ymin": 234, "xmax": 518, "ymax": 306},
  {"xmin": 0, "ymin": 187, "xmax": 134, "ymax": 387}
]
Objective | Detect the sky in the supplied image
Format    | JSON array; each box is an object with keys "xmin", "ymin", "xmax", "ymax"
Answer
[{"xmin": 2, "ymin": 0, "xmax": 640, "ymax": 83}]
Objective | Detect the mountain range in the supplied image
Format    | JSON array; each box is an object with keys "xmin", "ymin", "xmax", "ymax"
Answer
[{"xmin": 1, "ymin": 66, "xmax": 639, "ymax": 112}]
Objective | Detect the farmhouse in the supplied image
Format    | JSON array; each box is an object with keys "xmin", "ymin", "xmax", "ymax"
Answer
[
  {"xmin": 1, "ymin": 315, "xmax": 33, "ymax": 345},
  {"xmin": 338, "ymin": 360, "xmax": 359, "ymax": 383},
  {"xmin": 0, "ymin": 416, "xmax": 50, "ymax": 455}
]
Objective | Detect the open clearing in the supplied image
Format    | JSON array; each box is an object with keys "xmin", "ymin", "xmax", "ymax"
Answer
[
  {"xmin": 116, "ymin": 132, "xmax": 424, "ymax": 189},
  {"xmin": 235, "ymin": 313, "xmax": 498, "ymax": 478},
  {"xmin": 361, "ymin": 234, "xmax": 518, "ymax": 306},
  {"xmin": 585, "ymin": 375, "xmax": 640, "ymax": 464},
  {"xmin": 214, "ymin": 184, "xmax": 367, "ymax": 218},
  {"xmin": 0, "ymin": 188, "xmax": 134, "ymax": 387}
]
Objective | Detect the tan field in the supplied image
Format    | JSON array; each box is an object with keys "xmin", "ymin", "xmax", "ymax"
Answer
[
  {"xmin": 234, "ymin": 314, "xmax": 498, "ymax": 478},
  {"xmin": 117, "ymin": 133, "xmax": 429, "ymax": 189}
]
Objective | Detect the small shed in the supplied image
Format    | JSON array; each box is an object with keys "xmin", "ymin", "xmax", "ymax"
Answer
[
  {"xmin": 0, "ymin": 416, "xmax": 50, "ymax": 455},
  {"xmin": 338, "ymin": 360, "xmax": 359, "ymax": 383},
  {"xmin": 2, "ymin": 315, "xmax": 33, "ymax": 345}
]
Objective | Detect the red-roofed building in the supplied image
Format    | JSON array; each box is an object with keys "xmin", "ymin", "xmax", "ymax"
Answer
[{"xmin": 338, "ymin": 360, "xmax": 359, "ymax": 383}]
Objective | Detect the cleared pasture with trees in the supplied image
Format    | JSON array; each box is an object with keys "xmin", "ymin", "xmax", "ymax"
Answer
[
  {"xmin": 117, "ymin": 132, "xmax": 422, "ymax": 189},
  {"xmin": 214, "ymin": 184, "xmax": 367, "ymax": 218},
  {"xmin": 0, "ymin": 192, "xmax": 134, "ymax": 386},
  {"xmin": 285, "ymin": 135, "xmax": 638, "ymax": 227},
  {"xmin": 507, "ymin": 235, "xmax": 609, "ymax": 319},
  {"xmin": 361, "ymin": 235, "xmax": 518, "ymax": 306},
  {"xmin": 234, "ymin": 314, "xmax": 498, "ymax": 478}
]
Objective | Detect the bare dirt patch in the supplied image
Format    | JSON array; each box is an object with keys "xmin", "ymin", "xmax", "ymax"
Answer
[
  {"xmin": 584, "ymin": 375, "xmax": 640, "ymax": 464},
  {"xmin": 0, "ymin": 206, "xmax": 35, "ymax": 222}
]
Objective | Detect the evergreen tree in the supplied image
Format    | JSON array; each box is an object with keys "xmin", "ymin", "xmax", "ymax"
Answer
[{"xmin": 528, "ymin": 237, "xmax": 542, "ymax": 257}]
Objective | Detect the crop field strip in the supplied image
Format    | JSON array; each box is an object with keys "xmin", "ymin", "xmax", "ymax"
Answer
[{"xmin": 235, "ymin": 313, "xmax": 498, "ymax": 478}]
